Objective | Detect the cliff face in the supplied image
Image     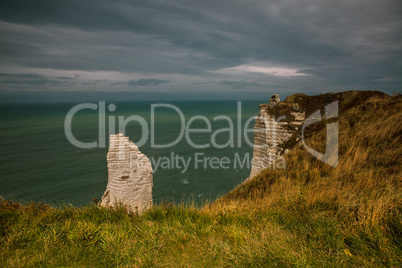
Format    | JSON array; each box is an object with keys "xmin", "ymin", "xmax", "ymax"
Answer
[
  {"xmin": 248, "ymin": 94, "xmax": 305, "ymax": 180},
  {"xmin": 248, "ymin": 91, "xmax": 388, "ymax": 181},
  {"xmin": 100, "ymin": 134, "xmax": 153, "ymax": 214}
]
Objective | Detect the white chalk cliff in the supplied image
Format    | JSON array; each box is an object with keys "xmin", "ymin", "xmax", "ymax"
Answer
[
  {"xmin": 248, "ymin": 94, "xmax": 305, "ymax": 181},
  {"xmin": 100, "ymin": 134, "xmax": 153, "ymax": 214}
]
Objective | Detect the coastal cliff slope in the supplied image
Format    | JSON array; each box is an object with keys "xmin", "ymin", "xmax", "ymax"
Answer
[{"xmin": 249, "ymin": 90, "xmax": 389, "ymax": 179}]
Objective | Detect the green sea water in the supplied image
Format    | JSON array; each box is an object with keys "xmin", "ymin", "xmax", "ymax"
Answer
[{"xmin": 0, "ymin": 101, "xmax": 259, "ymax": 206}]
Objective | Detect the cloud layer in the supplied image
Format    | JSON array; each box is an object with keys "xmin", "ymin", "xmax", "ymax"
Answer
[{"xmin": 0, "ymin": 0, "xmax": 401, "ymax": 101}]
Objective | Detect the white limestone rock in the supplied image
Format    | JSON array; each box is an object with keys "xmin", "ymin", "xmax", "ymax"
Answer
[
  {"xmin": 247, "ymin": 94, "xmax": 305, "ymax": 181},
  {"xmin": 270, "ymin": 94, "xmax": 281, "ymax": 105},
  {"xmin": 100, "ymin": 134, "xmax": 153, "ymax": 214}
]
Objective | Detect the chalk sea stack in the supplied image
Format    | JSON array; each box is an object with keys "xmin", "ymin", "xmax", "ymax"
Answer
[{"xmin": 100, "ymin": 134, "xmax": 153, "ymax": 214}]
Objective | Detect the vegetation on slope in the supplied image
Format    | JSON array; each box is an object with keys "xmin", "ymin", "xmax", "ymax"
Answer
[{"xmin": 1, "ymin": 92, "xmax": 401, "ymax": 267}]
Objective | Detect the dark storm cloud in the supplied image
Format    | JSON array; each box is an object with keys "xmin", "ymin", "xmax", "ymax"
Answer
[
  {"xmin": 128, "ymin": 79, "xmax": 169, "ymax": 86},
  {"xmin": 0, "ymin": 0, "xmax": 401, "ymax": 100},
  {"xmin": 0, "ymin": 73, "xmax": 74, "ymax": 87}
]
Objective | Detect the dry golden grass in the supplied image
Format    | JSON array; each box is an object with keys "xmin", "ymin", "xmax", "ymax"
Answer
[{"xmin": 210, "ymin": 94, "xmax": 401, "ymax": 266}]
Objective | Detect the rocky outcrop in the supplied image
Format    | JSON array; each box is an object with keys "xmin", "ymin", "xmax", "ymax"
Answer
[
  {"xmin": 100, "ymin": 134, "xmax": 153, "ymax": 214},
  {"xmin": 270, "ymin": 94, "xmax": 280, "ymax": 105},
  {"xmin": 248, "ymin": 94, "xmax": 305, "ymax": 180},
  {"xmin": 248, "ymin": 91, "xmax": 389, "ymax": 181}
]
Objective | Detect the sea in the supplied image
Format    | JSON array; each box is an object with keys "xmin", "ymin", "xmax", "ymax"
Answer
[{"xmin": 0, "ymin": 101, "xmax": 260, "ymax": 207}]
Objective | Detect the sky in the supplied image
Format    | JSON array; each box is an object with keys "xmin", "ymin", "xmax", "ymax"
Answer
[{"xmin": 0, "ymin": 0, "xmax": 401, "ymax": 102}]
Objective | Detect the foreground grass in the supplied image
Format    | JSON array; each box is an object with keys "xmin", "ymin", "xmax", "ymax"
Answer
[
  {"xmin": 2, "ymin": 198, "xmax": 399, "ymax": 267},
  {"xmin": 1, "ymin": 196, "xmax": 400, "ymax": 267},
  {"xmin": 1, "ymin": 93, "xmax": 401, "ymax": 267}
]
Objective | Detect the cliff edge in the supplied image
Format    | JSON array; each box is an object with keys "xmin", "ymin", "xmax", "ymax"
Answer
[{"xmin": 248, "ymin": 90, "xmax": 389, "ymax": 181}]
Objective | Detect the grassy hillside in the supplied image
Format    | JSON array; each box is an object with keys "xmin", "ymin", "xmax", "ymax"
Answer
[{"xmin": 1, "ymin": 92, "xmax": 401, "ymax": 267}]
